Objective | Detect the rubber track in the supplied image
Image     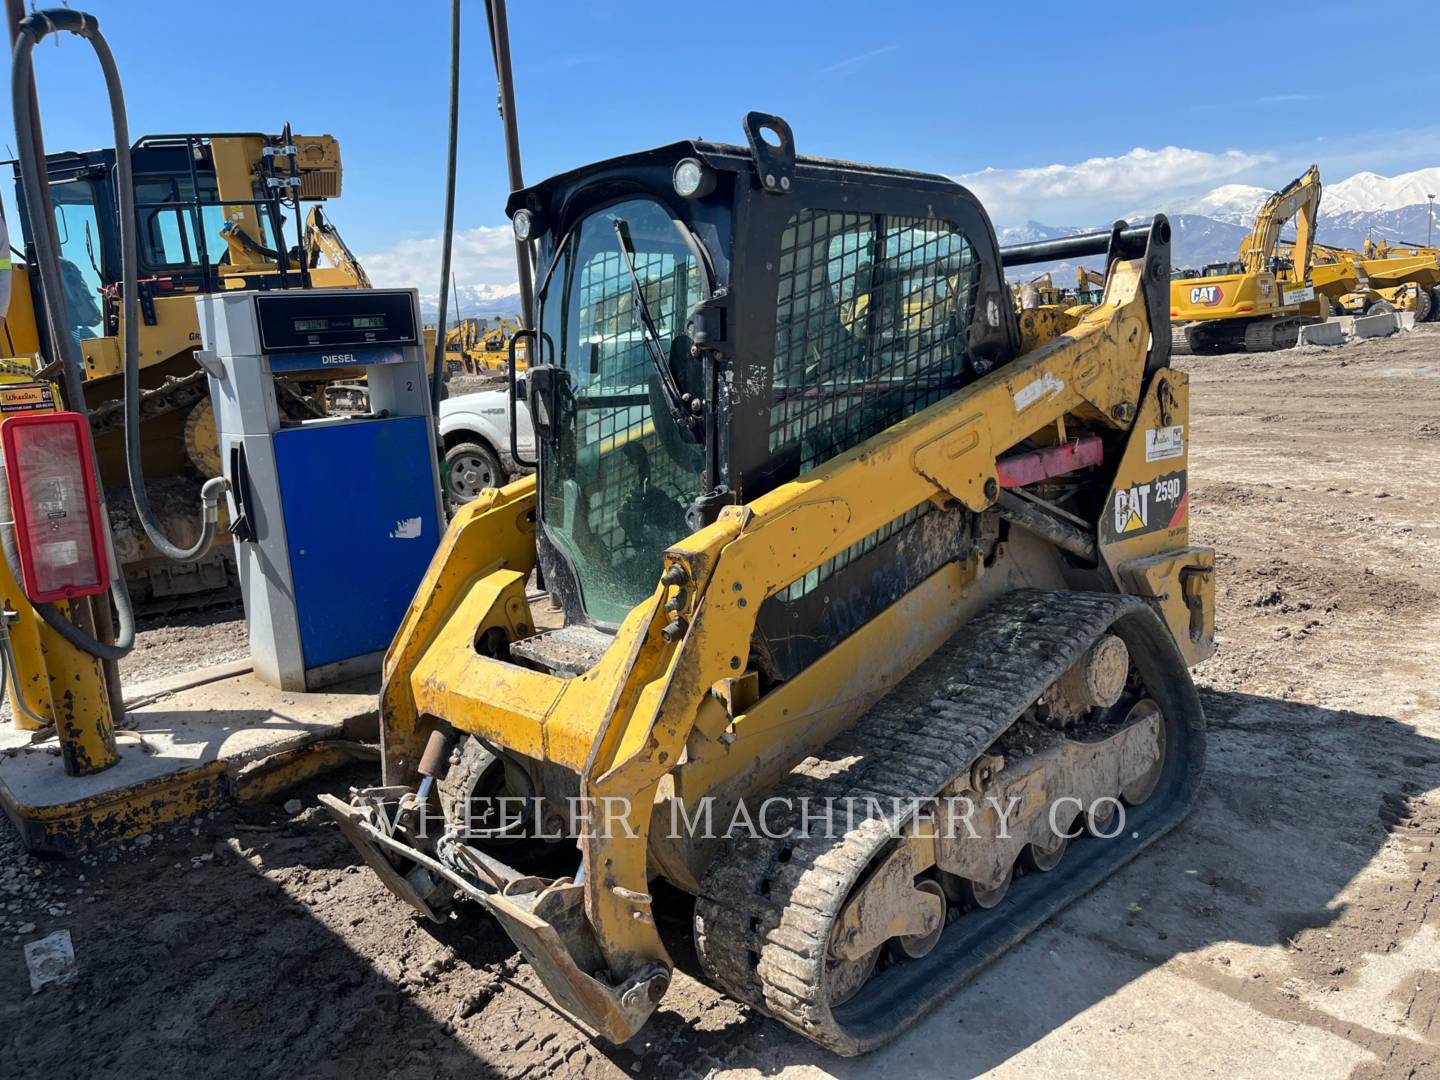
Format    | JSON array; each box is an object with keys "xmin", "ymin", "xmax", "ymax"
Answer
[{"xmin": 694, "ymin": 588, "xmax": 1198, "ymax": 1054}]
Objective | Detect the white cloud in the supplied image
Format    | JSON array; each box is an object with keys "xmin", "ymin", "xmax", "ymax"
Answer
[
  {"xmin": 952, "ymin": 146, "xmax": 1270, "ymax": 225},
  {"xmin": 360, "ymin": 224, "xmax": 522, "ymax": 315}
]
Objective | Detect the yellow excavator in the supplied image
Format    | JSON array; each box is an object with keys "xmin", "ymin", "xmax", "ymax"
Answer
[
  {"xmin": 1170, "ymin": 164, "xmax": 1321, "ymax": 353},
  {"xmin": 1075, "ymin": 265, "xmax": 1106, "ymax": 306},
  {"xmin": 6, "ymin": 130, "xmax": 369, "ymax": 603},
  {"xmin": 326, "ymin": 114, "xmax": 1213, "ymax": 1056}
]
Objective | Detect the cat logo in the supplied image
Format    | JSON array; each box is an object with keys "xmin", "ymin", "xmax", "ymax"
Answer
[
  {"xmin": 1114, "ymin": 482, "xmax": 1151, "ymax": 534},
  {"xmin": 1189, "ymin": 285, "xmax": 1224, "ymax": 307}
]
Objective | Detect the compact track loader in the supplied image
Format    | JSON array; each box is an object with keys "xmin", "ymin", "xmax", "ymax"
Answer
[{"xmin": 326, "ymin": 114, "xmax": 1214, "ymax": 1055}]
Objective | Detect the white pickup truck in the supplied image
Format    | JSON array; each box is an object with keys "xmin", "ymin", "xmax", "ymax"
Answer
[{"xmin": 436, "ymin": 380, "xmax": 535, "ymax": 503}]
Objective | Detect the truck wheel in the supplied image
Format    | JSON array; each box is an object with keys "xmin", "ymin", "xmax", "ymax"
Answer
[
  {"xmin": 444, "ymin": 441, "xmax": 505, "ymax": 503},
  {"xmin": 1365, "ymin": 300, "xmax": 1395, "ymax": 317}
]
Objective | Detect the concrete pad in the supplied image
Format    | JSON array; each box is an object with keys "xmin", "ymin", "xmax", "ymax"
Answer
[
  {"xmin": 1300, "ymin": 321, "xmax": 1345, "ymax": 346},
  {"xmin": 1331, "ymin": 315, "xmax": 1355, "ymax": 337},
  {"xmin": 0, "ymin": 663, "xmax": 378, "ymax": 850},
  {"xmin": 1354, "ymin": 312, "xmax": 1400, "ymax": 338}
]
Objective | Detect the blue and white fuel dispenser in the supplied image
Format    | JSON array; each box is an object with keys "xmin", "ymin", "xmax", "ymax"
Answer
[{"xmin": 195, "ymin": 288, "xmax": 444, "ymax": 690}]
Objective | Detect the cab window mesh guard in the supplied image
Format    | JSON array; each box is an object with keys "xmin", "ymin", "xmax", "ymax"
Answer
[{"xmin": 768, "ymin": 210, "xmax": 979, "ymax": 474}]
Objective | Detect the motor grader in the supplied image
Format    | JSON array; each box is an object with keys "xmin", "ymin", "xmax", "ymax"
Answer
[{"xmin": 325, "ymin": 114, "xmax": 1213, "ymax": 1055}]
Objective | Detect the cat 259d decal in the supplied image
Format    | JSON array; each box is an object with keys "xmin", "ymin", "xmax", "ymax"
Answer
[{"xmin": 1102, "ymin": 469, "xmax": 1188, "ymax": 542}]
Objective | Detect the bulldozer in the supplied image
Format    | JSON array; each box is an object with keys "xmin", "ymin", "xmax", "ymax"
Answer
[
  {"xmin": 6, "ymin": 130, "xmax": 369, "ymax": 604},
  {"xmin": 1170, "ymin": 164, "xmax": 1321, "ymax": 353},
  {"xmin": 323, "ymin": 114, "xmax": 1213, "ymax": 1055}
]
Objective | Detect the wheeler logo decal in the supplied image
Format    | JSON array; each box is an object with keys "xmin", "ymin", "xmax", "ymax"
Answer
[
  {"xmin": 1104, "ymin": 470, "xmax": 1188, "ymax": 542},
  {"xmin": 1189, "ymin": 285, "xmax": 1224, "ymax": 307}
]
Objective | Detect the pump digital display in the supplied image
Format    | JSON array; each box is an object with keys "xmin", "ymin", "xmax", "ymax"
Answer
[
  {"xmin": 257, "ymin": 290, "xmax": 419, "ymax": 353},
  {"xmin": 290, "ymin": 314, "xmax": 389, "ymax": 333}
]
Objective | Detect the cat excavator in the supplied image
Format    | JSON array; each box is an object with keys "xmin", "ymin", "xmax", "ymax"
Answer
[
  {"xmin": 324, "ymin": 114, "xmax": 1214, "ymax": 1055},
  {"xmin": 1169, "ymin": 164, "xmax": 1321, "ymax": 353}
]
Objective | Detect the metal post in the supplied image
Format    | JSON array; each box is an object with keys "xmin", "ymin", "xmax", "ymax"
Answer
[
  {"xmin": 429, "ymin": 0, "xmax": 461, "ymax": 412},
  {"xmin": 6, "ymin": 0, "xmax": 126, "ymax": 747},
  {"xmin": 485, "ymin": 0, "xmax": 535, "ymax": 327}
]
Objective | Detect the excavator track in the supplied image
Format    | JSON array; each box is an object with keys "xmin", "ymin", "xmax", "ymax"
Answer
[
  {"xmin": 694, "ymin": 589, "xmax": 1205, "ymax": 1055},
  {"xmin": 1242, "ymin": 316, "xmax": 1300, "ymax": 352}
]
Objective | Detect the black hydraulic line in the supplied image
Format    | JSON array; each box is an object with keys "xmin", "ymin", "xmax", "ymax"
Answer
[
  {"xmin": 484, "ymin": 0, "xmax": 534, "ymax": 327},
  {"xmin": 430, "ymin": 0, "xmax": 461, "ymax": 414},
  {"xmin": 993, "ymin": 490, "xmax": 1097, "ymax": 562},
  {"xmin": 6, "ymin": 1, "xmax": 124, "ymax": 702},
  {"xmin": 284, "ymin": 124, "xmax": 312, "ymax": 290},
  {"xmin": 11, "ymin": 9, "xmax": 227, "ymax": 659}
]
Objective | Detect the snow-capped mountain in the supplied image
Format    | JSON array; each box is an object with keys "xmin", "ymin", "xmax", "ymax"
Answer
[
  {"xmin": 1130, "ymin": 184, "xmax": 1270, "ymax": 227},
  {"xmin": 1005, "ymin": 166, "xmax": 1439, "ymax": 281},
  {"xmin": 994, "ymin": 221, "xmax": 1086, "ymax": 246},
  {"xmin": 420, "ymin": 282, "xmax": 521, "ymax": 324},
  {"xmin": 1323, "ymin": 168, "xmax": 1440, "ymax": 215}
]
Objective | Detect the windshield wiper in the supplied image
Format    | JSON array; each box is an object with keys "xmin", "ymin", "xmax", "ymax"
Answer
[{"xmin": 611, "ymin": 217, "xmax": 701, "ymax": 438}]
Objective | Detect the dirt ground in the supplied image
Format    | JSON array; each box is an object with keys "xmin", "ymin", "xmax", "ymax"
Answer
[{"xmin": 3, "ymin": 327, "xmax": 1438, "ymax": 1079}]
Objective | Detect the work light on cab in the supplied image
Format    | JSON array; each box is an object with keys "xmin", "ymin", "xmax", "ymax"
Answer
[{"xmin": 672, "ymin": 157, "xmax": 715, "ymax": 198}]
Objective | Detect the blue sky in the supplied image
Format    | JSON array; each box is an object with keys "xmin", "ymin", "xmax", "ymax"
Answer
[{"xmin": 10, "ymin": 0, "xmax": 1439, "ymax": 305}]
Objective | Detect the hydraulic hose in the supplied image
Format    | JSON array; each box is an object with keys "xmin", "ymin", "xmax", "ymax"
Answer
[
  {"xmin": 7, "ymin": 8, "xmax": 137, "ymax": 660},
  {"xmin": 12, "ymin": 9, "xmax": 226, "ymax": 570}
]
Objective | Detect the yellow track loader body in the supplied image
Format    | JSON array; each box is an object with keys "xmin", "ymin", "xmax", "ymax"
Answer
[{"xmin": 329, "ymin": 118, "xmax": 1214, "ymax": 1056}]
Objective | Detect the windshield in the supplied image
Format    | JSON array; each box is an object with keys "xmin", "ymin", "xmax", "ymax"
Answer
[
  {"xmin": 50, "ymin": 179, "xmax": 106, "ymax": 346},
  {"xmin": 537, "ymin": 197, "xmax": 706, "ymax": 625},
  {"xmin": 135, "ymin": 172, "xmax": 277, "ymax": 270}
]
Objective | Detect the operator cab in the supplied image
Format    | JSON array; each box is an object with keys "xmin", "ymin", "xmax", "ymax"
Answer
[
  {"xmin": 1202, "ymin": 261, "xmax": 1244, "ymax": 278},
  {"xmin": 507, "ymin": 114, "xmax": 1019, "ymax": 634},
  {"xmin": 14, "ymin": 133, "xmax": 324, "ymax": 353}
]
